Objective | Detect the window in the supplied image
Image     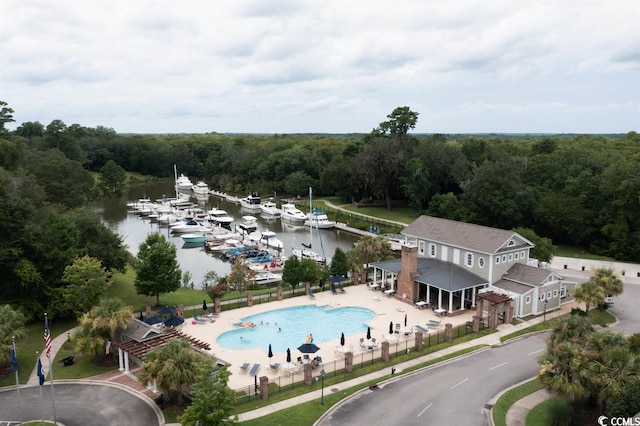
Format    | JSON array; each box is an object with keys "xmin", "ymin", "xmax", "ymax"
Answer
[
  {"xmin": 429, "ymin": 243, "xmax": 436, "ymax": 257},
  {"xmin": 520, "ymin": 251, "xmax": 525, "ymax": 259},
  {"xmin": 478, "ymin": 257, "xmax": 485, "ymax": 268},
  {"xmin": 465, "ymin": 252, "xmax": 473, "ymax": 267},
  {"xmin": 553, "ymin": 289, "xmax": 558, "ymax": 297},
  {"xmin": 525, "ymin": 296, "xmax": 531, "ymax": 304},
  {"xmin": 508, "ymin": 239, "xmax": 515, "ymax": 246},
  {"xmin": 515, "ymin": 252, "xmax": 519, "ymax": 260},
  {"xmin": 560, "ymin": 287, "xmax": 567, "ymax": 297},
  {"xmin": 496, "ymin": 257, "xmax": 500, "ymax": 264},
  {"xmin": 502, "ymin": 255, "xmax": 507, "ymax": 263},
  {"xmin": 540, "ymin": 293, "xmax": 546, "ymax": 301},
  {"xmin": 547, "ymin": 291, "xmax": 552, "ymax": 300},
  {"xmin": 418, "ymin": 241, "xmax": 426, "ymax": 255},
  {"xmin": 508, "ymin": 253, "xmax": 513, "ymax": 261}
]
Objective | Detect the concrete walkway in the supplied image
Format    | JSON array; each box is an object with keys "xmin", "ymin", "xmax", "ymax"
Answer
[{"xmin": 504, "ymin": 389, "xmax": 553, "ymax": 426}]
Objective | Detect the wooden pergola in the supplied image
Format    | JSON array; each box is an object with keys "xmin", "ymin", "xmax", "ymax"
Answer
[{"xmin": 472, "ymin": 291, "xmax": 514, "ymax": 331}]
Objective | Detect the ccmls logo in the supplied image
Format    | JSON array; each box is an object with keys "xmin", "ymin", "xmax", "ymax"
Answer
[{"xmin": 598, "ymin": 416, "xmax": 609, "ymax": 426}]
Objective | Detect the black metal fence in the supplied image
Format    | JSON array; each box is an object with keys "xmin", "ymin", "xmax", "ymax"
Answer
[{"xmin": 234, "ymin": 321, "xmax": 482, "ymax": 406}]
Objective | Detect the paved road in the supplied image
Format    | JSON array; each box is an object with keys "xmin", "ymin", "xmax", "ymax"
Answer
[
  {"xmin": 0, "ymin": 382, "xmax": 162, "ymax": 426},
  {"xmin": 319, "ymin": 334, "xmax": 547, "ymax": 426}
]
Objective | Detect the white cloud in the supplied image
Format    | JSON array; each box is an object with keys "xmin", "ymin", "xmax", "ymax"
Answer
[{"xmin": 1, "ymin": 0, "xmax": 638, "ymax": 133}]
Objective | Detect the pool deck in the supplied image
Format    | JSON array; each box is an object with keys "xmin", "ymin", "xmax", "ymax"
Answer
[{"xmin": 180, "ymin": 284, "xmax": 475, "ymax": 390}]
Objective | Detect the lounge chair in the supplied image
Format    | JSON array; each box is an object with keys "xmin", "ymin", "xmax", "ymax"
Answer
[
  {"xmin": 297, "ymin": 356, "xmax": 303, "ymax": 364},
  {"xmin": 331, "ymin": 283, "xmax": 337, "ymax": 294},
  {"xmin": 395, "ymin": 323, "xmax": 401, "ymax": 334},
  {"xmin": 270, "ymin": 363, "xmax": 281, "ymax": 372},
  {"xmin": 249, "ymin": 364, "xmax": 261, "ymax": 375},
  {"xmin": 359, "ymin": 337, "xmax": 365, "ymax": 348},
  {"xmin": 240, "ymin": 362, "xmax": 250, "ymax": 372},
  {"xmin": 193, "ymin": 315, "xmax": 214, "ymax": 324},
  {"xmin": 338, "ymin": 283, "xmax": 346, "ymax": 293},
  {"xmin": 308, "ymin": 288, "xmax": 315, "ymax": 298},
  {"xmin": 414, "ymin": 325, "xmax": 429, "ymax": 334}
]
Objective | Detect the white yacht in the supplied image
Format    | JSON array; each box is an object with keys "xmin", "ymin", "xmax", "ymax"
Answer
[
  {"xmin": 207, "ymin": 208, "xmax": 234, "ymax": 227},
  {"xmin": 175, "ymin": 174, "xmax": 193, "ymax": 191},
  {"xmin": 281, "ymin": 203, "xmax": 307, "ymax": 223},
  {"xmin": 304, "ymin": 209, "xmax": 336, "ymax": 229},
  {"xmin": 259, "ymin": 230, "xmax": 284, "ymax": 250},
  {"xmin": 259, "ymin": 199, "xmax": 281, "ymax": 217},
  {"xmin": 192, "ymin": 181, "xmax": 210, "ymax": 195},
  {"xmin": 239, "ymin": 193, "xmax": 261, "ymax": 211}
]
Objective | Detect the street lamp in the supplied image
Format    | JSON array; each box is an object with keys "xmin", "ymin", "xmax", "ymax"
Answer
[
  {"xmin": 320, "ymin": 369, "xmax": 326, "ymax": 406},
  {"xmin": 67, "ymin": 332, "xmax": 71, "ymax": 343}
]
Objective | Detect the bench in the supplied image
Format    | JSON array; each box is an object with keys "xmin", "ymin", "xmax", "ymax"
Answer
[
  {"xmin": 249, "ymin": 364, "xmax": 261, "ymax": 376},
  {"xmin": 59, "ymin": 356, "xmax": 75, "ymax": 366}
]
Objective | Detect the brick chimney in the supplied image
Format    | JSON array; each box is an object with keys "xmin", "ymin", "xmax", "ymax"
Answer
[{"xmin": 397, "ymin": 245, "xmax": 418, "ymax": 303}]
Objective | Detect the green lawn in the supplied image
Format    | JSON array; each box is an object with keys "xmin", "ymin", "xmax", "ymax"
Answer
[
  {"xmin": 554, "ymin": 245, "xmax": 613, "ymax": 261},
  {"xmin": 492, "ymin": 379, "xmax": 544, "ymax": 426}
]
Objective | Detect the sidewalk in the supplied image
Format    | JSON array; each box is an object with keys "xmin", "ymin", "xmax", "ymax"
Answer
[{"xmin": 236, "ymin": 303, "xmax": 574, "ymax": 422}]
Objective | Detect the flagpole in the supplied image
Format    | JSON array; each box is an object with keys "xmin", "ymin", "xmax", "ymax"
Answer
[
  {"xmin": 37, "ymin": 352, "xmax": 45, "ymax": 426},
  {"xmin": 12, "ymin": 336, "xmax": 23, "ymax": 425},
  {"xmin": 44, "ymin": 313, "xmax": 58, "ymax": 425}
]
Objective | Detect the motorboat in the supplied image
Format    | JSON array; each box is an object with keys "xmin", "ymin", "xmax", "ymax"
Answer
[
  {"xmin": 252, "ymin": 271, "xmax": 282, "ymax": 284},
  {"xmin": 181, "ymin": 233, "xmax": 208, "ymax": 244},
  {"xmin": 292, "ymin": 247, "xmax": 326, "ymax": 265},
  {"xmin": 175, "ymin": 173, "xmax": 193, "ymax": 191},
  {"xmin": 259, "ymin": 199, "xmax": 281, "ymax": 217},
  {"xmin": 192, "ymin": 181, "xmax": 210, "ymax": 195},
  {"xmin": 259, "ymin": 230, "xmax": 284, "ymax": 250},
  {"xmin": 281, "ymin": 203, "xmax": 307, "ymax": 223},
  {"xmin": 239, "ymin": 193, "xmax": 261, "ymax": 211},
  {"xmin": 304, "ymin": 209, "xmax": 336, "ymax": 229},
  {"xmin": 170, "ymin": 219, "xmax": 211, "ymax": 234},
  {"xmin": 236, "ymin": 216, "xmax": 258, "ymax": 234},
  {"xmin": 249, "ymin": 257, "xmax": 285, "ymax": 272},
  {"xmin": 207, "ymin": 208, "xmax": 234, "ymax": 227}
]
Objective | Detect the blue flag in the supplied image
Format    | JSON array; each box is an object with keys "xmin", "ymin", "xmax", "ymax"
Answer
[
  {"xmin": 37, "ymin": 358, "xmax": 45, "ymax": 386},
  {"xmin": 11, "ymin": 345, "xmax": 18, "ymax": 373}
]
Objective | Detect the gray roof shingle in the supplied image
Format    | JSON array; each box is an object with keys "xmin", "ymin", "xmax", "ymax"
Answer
[
  {"xmin": 402, "ymin": 216, "xmax": 533, "ymax": 254},
  {"xmin": 503, "ymin": 263, "xmax": 555, "ymax": 286}
]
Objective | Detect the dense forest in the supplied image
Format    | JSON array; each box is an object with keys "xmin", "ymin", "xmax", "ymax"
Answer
[{"xmin": 0, "ymin": 101, "xmax": 638, "ymax": 317}]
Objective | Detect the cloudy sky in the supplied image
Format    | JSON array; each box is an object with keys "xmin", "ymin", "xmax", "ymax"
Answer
[{"xmin": 2, "ymin": 0, "xmax": 638, "ymax": 134}]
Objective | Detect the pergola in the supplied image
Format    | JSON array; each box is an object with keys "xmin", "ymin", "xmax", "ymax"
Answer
[
  {"xmin": 117, "ymin": 327, "xmax": 211, "ymax": 374},
  {"xmin": 473, "ymin": 290, "xmax": 514, "ymax": 330}
]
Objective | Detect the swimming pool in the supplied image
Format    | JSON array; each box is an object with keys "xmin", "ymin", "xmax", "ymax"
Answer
[{"xmin": 216, "ymin": 304, "xmax": 376, "ymax": 354}]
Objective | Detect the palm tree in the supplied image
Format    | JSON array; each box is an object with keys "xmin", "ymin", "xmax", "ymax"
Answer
[
  {"xmin": 90, "ymin": 298, "xmax": 132, "ymax": 343},
  {"xmin": 549, "ymin": 314, "xmax": 594, "ymax": 348},
  {"xmin": 73, "ymin": 317, "xmax": 106, "ymax": 359},
  {"xmin": 139, "ymin": 339, "xmax": 202, "ymax": 405},
  {"xmin": 592, "ymin": 268, "xmax": 623, "ymax": 307},
  {"xmin": 354, "ymin": 235, "xmax": 393, "ymax": 281},
  {"xmin": 0, "ymin": 304, "xmax": 27, "ymax": 366},
  {"xmin": 574, "ymin": 279, "xmax": 604, "ymax": 313},
  {"xmin": 538, "ymin": 340, "xmax": 592, "ymax": 402}
]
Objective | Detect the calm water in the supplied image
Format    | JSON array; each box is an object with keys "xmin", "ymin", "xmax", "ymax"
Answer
[
  {"xmin": 91, "ymin": 181, "xmax": 359, "ymax": 288},
  {"xmin": 216, "ymin": 305, "xmax": 376, "ymax": 354}
]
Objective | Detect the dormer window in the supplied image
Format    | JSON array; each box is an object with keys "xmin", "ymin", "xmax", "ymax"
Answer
[{"xmin": 508, "ymin": 240, "xmax": 515, "ymax": 247}]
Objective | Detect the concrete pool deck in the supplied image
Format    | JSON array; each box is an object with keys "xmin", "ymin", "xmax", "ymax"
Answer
[{"xmin": 180, "ymin": 284, "xmax": 476, "ymax": 390}]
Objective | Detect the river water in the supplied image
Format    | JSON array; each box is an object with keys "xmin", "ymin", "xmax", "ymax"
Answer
[{"xmin": 91, "ymin": 181, "xmax": 359, "ymax": 289}]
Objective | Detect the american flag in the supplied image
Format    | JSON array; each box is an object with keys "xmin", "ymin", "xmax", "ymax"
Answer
[{"xmin": 44, "ymin": 317, "xmax": 52, "ymax": 358}]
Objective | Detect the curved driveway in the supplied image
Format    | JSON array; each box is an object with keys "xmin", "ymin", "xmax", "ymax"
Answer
[
  {"xmin": 0, "ymin": 381, "xmax": 163, "ymax": 426},
  {"xmin": 318, "ymin": 281, "xmax": 640, "ymax": 426}
]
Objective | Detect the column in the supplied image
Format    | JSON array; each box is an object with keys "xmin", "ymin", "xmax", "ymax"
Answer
[
  {"xmin": 471, "ymin": 287, "xmax": 477, "ymax": 307},
  {"xmin": 448, "ymin": 291, "xmax": 453, "ymax": 313},
  {"xmin": 118, "ymin": 348, "xmax": 124, "ymax": 371},
  {"xmin": 381, "ymin": 341, "xmax": 389, "ymax": 362},
  {"xmin": 153, "ymin": 378, "xmax": 158, "ymax": 393},
  {"xmin": 438, "ymin": 288, "xmax": 443, "ymax": 309},
  {"xmin": 260, "ymin": 376, "xmax": 269, "ymax": 400},
  {"xmin": 124, "ymin": 352, "xmax": 130, "ymax": 373}
]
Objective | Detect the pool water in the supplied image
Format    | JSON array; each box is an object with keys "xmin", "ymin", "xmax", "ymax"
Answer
[{"xmin": 216, "ymin": 304, "xmax": 376, "ymax": 354}]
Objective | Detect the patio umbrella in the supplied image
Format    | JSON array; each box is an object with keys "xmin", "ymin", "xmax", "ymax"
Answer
[
  {"xmin": 268, "ymin": 344, "xmax": 273, "ymax": 361},
  {"xmin": 158, "ymin": 306, "xmax": 176, "ymax": 315},
  {"xmin": 202, "ymin": 299, "xmax": 208, "ymax": 313},
  {"xmin": 297, "ymin": 343, "xmax": 320, "ymax": 354},
  {"xmin": 286, "ymin": 348, "xmax": 291, "ymax": 363},
  {"xmin": 340, "ymin": 332, "xmax": 345, "ymax": 347},
  {"xmin": 164, "ymin": 315, "xmax": 185, "ymax": 327},
  {"xmin": 404, "ymin": 313, "xmax": 408, "ymax": 327},
  {"xmin": 389, "ymin": 321, "xmax": 394, "ymax": 335},
  {"xmin": 138, "ymin": 311, "xmax": 144, "ymax": 321},
  {"xmin": 366, "ymin": 326, "xmax": 371, "ymax": 340}
]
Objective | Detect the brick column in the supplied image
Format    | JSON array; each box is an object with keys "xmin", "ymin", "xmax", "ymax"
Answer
[
  {"xmin": 146, "ymin": 303, "xmax": 151, "ymax": 318},
  {"xmin": 472, "ymin": 315, "xmax": 481, "ymax": 333},
  {"xmin": 345, "ymin": 352, "xmax": 354, "ymax": 373},
  {"xmin": 397, "ymin": 245, "xmax": 418, "ymax": 303},
  {"xmin": 381, "ymin": 341, "xmax": 389, "ymax": 362},
  {"xmin": 505, "ymin": 303, "xmax": 514, "ymax": 324},
  {"xmin": 177, "ymin": 304, "xmax": 184, "ymax": 318},
  {"xmin": 304, "ymin": 364, "xmax": 312, "ymax": 386},
  {"xmin": 445, "ymin": 323, "xmax": 453, "ymax": 342},
  {"xmin": 414, "ymin": 332, "xmax": 423, "ymax": 351},
  {"xmin": 260, "ymin": 376, "xmax": 269, "ymax": 400},
  {"xmin": 247, "ymin": 292, "xmax": 253, "ymax": 307},
  {"xmin": 277, "ymin": 285, "xmax": 283, "ymax": 301},
  {"xmin": 214, "ymin": 297, "xmax": 221, "ymax": 314}
]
